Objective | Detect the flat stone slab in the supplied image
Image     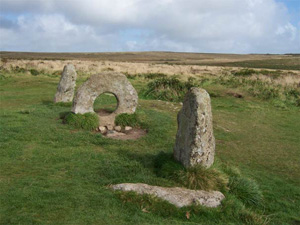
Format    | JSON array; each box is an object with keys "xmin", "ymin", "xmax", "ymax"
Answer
[{"xmin": 112, "ymin": 183, "xmax": 225, "ymax": 208}]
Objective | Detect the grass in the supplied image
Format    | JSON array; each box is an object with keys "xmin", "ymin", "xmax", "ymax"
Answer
[
  {"xmin": 63, "ymin": 112, "xmax": 99, "ymax": 131},
  {"xmin": 233, "ymin": 69, "xmax": 256, "ymax": 76},
  {"xmin": 154, "ymin": 153, "xmax": 229, "ymax": 192},
  {"xmin": 0, "ymin": 68, "xmax": 299, "ymax": 224},
  {"xmin": 115, "ymin": 113, "xmax": 141, "ymax": 128},
  {"xmin": 1, "ymin": 51, "xmax": 299, "ymax": 70},
  {"xmin": 140, "ymin": 73, "xmax": 300, "ymax": 108},
  {"xmin": 215, "ymin": 58, "xmax": 300, "ymax": 70},
  {"xmin": 93, "ymin": 93, "xmax": 118, "ymax": 113}
]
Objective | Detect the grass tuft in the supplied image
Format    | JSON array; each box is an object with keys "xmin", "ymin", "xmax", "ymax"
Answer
[
  {"xmin": 229, "ymin": 176, "xmax": 263, "ymax": 206},
  {"xmin": 178, "ymin": 165, "xmax": 229, "ymax": 191},
  {"xmin": 115, "ymin": 113, "xmax": 140, "ymax": 128},
  {"xmin": 63, "ymin": 112, "xmax": 99, "ymax": 131},
  {"xmin": 154, "ymin": 153, "xmax": 228, "ymax": 191}
]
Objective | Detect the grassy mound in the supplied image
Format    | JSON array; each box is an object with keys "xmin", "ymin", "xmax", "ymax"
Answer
[{"xmin": 63, "ymin": 112, "xmax": 99, "ymax": 131}]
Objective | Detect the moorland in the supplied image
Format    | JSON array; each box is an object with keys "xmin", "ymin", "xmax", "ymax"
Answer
[{"xmin": 0, "ymin": 52, "xmax": 299, "ymax": 225}]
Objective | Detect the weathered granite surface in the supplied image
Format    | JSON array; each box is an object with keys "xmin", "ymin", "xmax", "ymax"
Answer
[
  {"xmin": 174, "ymin": 87, "xmax": 215, "ymax": 168},
  {"xmin": 72, "ymin": 72, "xmax": 138, "ymax": 126},
  {"xmin": 54, "ymin": 64, "xmax": 77, "ymax": 102},
  {"xmin": 112, "ymin": 183, "xmax": 224, "ymax": 208}
]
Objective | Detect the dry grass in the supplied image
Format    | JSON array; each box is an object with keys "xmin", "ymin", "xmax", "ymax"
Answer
[{"xmin": 1, "ymin": 58, "xmax": 299, "ymax": 88}]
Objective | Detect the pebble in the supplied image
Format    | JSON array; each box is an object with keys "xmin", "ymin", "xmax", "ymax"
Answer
[
  {"xmin": 106, "ymin": 125, "xmax": 114, "ymax": 131},
  {"xmin": 125, "ymin": 126, "xmax": 132, "ymax": 131},
  {"xmin": 114, "ymin": 126, "xmax": 122, "ymax": 132},
  {"xmin": 99, "ymin": 126, "xmax": 107, "ymax": 134}
]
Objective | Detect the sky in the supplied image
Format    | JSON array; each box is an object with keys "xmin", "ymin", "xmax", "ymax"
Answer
[{"xmin": 0, "ymin": 0, "xmax": 299, "ymax": 54}]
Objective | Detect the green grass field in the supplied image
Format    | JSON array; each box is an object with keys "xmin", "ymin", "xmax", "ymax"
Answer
[{"xmin": 0, "ymin": 70, "xmax": 299, "ymax": 224}]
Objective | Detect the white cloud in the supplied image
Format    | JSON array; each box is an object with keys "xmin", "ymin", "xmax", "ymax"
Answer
[{"xmin": 0, "ymin": 0, "xmax": 299, "ymax": 53}]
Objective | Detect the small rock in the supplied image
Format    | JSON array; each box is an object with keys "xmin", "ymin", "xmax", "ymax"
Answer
[
  {"xmin": 99, "ymin": 126, "xmax": 107, "ymax": 134},
  {"xmin": 114, "ymin": 126, "xmax": 122, "ymax": 132},
  {"xmin": 125, "ymin": 126, "xmax": 132, "ymax": 131},
  {"xmin": 106, "ymin": 125, "xmax": 114, "ymax": 131}
]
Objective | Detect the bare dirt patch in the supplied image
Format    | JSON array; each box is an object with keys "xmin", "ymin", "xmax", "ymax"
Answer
[{"xmin": 104, "ymin": 128, "xmax": 147, "ymax": 140}]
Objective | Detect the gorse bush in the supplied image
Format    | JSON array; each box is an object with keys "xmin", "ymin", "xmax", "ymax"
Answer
[
  {"xmin": 141, "ymin": 76, "xmax": 196, "ymax": 102},
  {"xmin": 115, "ymin": 113, "xmax": 140, "ymax": 128},
  {"xmin": 143, "ymin": 73, "xmax": 167, "ymax": 79},
  {"xmin": 233, "ymin": 69, "xmax": 256, "ymax": 76},
  {"xmin": 216, "ymin": 75, "xmax": 300, "ymax": 107},
  {"xmin": 259, "ymin": 69, "xmax": 281, "ymax": 79},
  {"xmin": 30, "ymin": 69, "xmax": 39, "ymax": 76},
  {"xmin": 63, "ymin": 112, "xmax": 99, "ymax": 131},
  {"xmin": 13, "ymin": 66, "xmax": 27, "ymax": 73}
]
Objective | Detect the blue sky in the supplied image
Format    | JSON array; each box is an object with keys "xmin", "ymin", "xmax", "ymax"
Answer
[
  {"xmin": 277, "ymin": 0, "xmax": 300, "ymax": 25},
  {"xmin": 0, "ymin": 0, "xmax": 299, "ymax": 53}
]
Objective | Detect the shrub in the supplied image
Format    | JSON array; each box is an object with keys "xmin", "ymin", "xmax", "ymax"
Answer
[
  {"xmin": 1, "ymin": 58, "xmax": 8, "ymax": 63},
  {"xmin": 259, "ymin": 70, "xmax": 281, "ymax": 79},
  {"xmin": 115, "ymin": 113, "xmax": 140, "ymax": 128},
  {"xmin": 143, "ymin": 73, "xmax": 167, "ymax": 79},
  {"xmin": 13, "ymin": 66, "xmax": 27, "ymax": 73},
  {"xmin": 124, "ymin": 73, "xmax": 136, "ymax": 79},
  {"xmin": 233, "ymin": 69, "xmax": 256, "ymax": 76},
  {"xmin": 141, "ymin": 77, "xmax": 197, "ymax": 102},
  {"xmin": 63, "ymin": 112, "xmax": 99, "ymax": 131},
  {"xmin": 30, "ymin": 69, "xmax": 39, "ymax": 76}
]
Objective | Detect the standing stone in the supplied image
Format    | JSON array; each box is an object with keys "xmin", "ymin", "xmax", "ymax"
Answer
[
  {"xmin": 174, "ymin": 87, "xmax": 215, "ymax": 168},
  {"xmin": 54, "ymin": 64, "xmax": 77, "ymax": 103},
  {"xmin": 72, "ymin": 72, "xmax": 138, "ymax": 126}
]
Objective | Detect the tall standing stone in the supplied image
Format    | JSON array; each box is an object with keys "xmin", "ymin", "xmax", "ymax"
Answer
[
  {"xmin": 54, "ymin": 64, "xmax": 77, "ymax": 103},
  {"xmin": 174, "ymin": 87, "xmax": 215, "ymax": 168}
]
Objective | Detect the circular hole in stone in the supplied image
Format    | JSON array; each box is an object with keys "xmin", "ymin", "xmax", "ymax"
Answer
[{"xmin": 93, "ymin": 92, "xmax": 118, "ymax": 116}]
